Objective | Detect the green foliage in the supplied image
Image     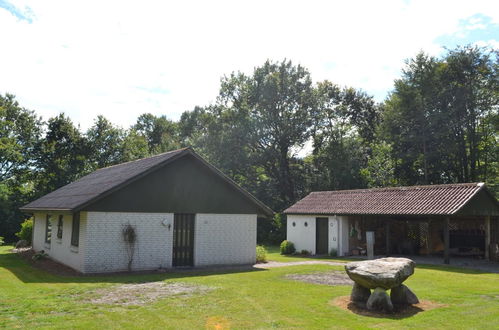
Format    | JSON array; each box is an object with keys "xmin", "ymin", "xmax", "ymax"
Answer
[
  {"xmin": 329, "ymin": 248, "xmax": 338, "ymax": 257},
  {"xmin": 34, "ymin": 113, "xmax": 91, "ymax": 196},
  {"xmin": 15, "ymin": 218, "xmax": 33, "ymax": 244},
  {"xmin": 257, "ymin": 213, "xmax": 286, "ymax": 244},
  {"xmin": 280, "ymin": 240, "xmax": 296, "ymax": 255},
  {"xmin": 360, "ymin": 141, "xmax": 398, "ymax": 187},
  {"xmin": 380, "ymin": 46, "xmax": 498, "ymax": 185},
  {"xmin": 134, "ymin": 113, "xmax": 180, "ymax": 154},
  {"xmin": 0, "ymin": 237, "xmax": 4, "ymax": 246},
  {"xmin": 86, "ymin": 116, "xmax": 126, "ymax": 169},
  {"xmin": 255, "ymin": 245, "xmax": 267, "ymax": 263},
  {"xmin": 300, "ymin": 249, "xmax": 310, "ymax": 256},
  {"xmin": 32, "ymin": 250, "xmax": 48, "ymax": 260}
]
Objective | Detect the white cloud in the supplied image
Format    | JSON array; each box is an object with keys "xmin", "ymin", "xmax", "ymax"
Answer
[{"xmin": 0, "ymin": 0, "xmax": 498, "ymax": 130}]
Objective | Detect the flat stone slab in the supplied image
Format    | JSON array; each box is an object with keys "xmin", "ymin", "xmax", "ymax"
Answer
[{"xmin": 345, "ymin": 258, "xmax": 415, "ymax": 290}]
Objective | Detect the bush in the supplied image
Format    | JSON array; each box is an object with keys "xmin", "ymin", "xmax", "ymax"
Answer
[
  {"xmin": 0, "ymin": 236, "xmax": 4, "ymax": 246},
  {"xmin": 256, "ymin": 245, "xmax": 268, "ymax": 263},
  {"xmin": 16, "ymin": 218, "xmax": 33, "ymax": 244},
  {"xmin": 32, "ymin": 250, "xmax": 48, "ymax": 261},
  {"xmin": 280, "ymin": 240, "xmax": 296, "ymax": 255},
  {"xmin": 329, "ymin": 248, "xmax": 338, "ymax": 257},
  {"xmin": 300, "ymin": 249, "xmax": 310, "ymax": 256}
]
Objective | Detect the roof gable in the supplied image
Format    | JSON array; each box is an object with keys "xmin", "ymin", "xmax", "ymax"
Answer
[
  {"xmin": 284, "ymin": 183, "xmax": 498, "ymax": 216},
  {"xmin": 21, "ymin": 148, "xmax": 273, "ymax": 216}
]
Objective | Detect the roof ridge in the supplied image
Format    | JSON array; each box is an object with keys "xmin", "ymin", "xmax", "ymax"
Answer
[
  {"xmin": 94, "ymin": 147, "xmax": 190, "ymax": 171},
  {"xmin": 311, "ymin": 182, "xmax": 482, "ymax": 194}
]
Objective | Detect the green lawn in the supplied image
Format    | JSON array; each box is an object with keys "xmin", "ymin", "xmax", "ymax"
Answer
[
  {"xmin": 265, "ymin": 245, "xmax": 358, "ymax": 263},
  {"xmin": 1, "ymin": 246, "xmax": 498, "ymax": 329}
]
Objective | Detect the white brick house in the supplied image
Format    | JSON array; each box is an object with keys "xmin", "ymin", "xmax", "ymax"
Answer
[{"xmin": 22, "ymin": 148, "xmax": 272, "ymax": 273}]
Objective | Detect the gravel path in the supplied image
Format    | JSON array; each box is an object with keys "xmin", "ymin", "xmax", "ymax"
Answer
[{"xmin": 254, "ymin": 260, "xmax": 346, "ymax": 269}]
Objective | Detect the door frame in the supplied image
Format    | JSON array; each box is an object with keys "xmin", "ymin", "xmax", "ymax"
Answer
[
  {"xmin": 315, "ymin": 217, "xmax": 329, "ymax": 254},
  {"xmin": 172, "ymin": 213, "xmax": 195, "ymax": 267}
]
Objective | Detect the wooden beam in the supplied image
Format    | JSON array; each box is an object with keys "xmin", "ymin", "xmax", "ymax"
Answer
[
  {"xmin": 427, "ymin": 218, "xmax": 433, "ymax": 255},
  {"xmin": 485, "ymin": 216, "xmax": 491, "ymax": 261},
  {"xmin": 385, "ymin": 221, "xmax": 390, "ymax": 257},
  {"xmin": 444, "ymin": 217, "xmax": 450, "ymax": 264}
]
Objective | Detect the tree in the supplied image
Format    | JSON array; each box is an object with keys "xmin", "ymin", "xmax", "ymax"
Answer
[
  {"xmin": 86, "ymin": 115, "xmax": 126, "ymax": 169},
  {"xmin": 441, "ymin": 46, "xmax": 499, "ymax": 183},
  {"xmin": 381, "ymin": 46, "xmax": 498, "ymax": 187},
  {"xmin": 0, "ymin": 94, "xmax": 41, "ymax": 242},
  {"xmin": 133, "ymin": 113, "xmax": 180, "ymax": 154},
  {"xmin": 218, "ymin": 60, "xmax": 315, "ymax": 209},
  {"xmin": 311, "ymin": 81, "xmax": 379, "ymax": 191},
  {"xmin": 34, "ymin": 114, "xmax": 90, "ymax": 195},
  {"xmin": 0, "ymin": 94, "xmax": 42, "ymax": 182},
  {"xmin": 121, "ymin": 129, "xmax": 150, "ymax": 162}
]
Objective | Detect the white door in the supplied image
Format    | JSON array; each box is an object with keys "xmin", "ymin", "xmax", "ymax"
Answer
[{"xmin": 328, "ymin": 217, "xmax": 339, "ymax": 255}]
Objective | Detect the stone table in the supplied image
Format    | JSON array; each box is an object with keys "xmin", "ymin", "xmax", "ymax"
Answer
[{"xmin": 345, "ymin": 257, "xmax": 419, "ymax": 312}]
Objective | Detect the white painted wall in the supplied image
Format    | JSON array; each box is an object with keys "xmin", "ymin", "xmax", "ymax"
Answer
[
  {"xmin": 287, "ymin": 215, "xmax": 317, "ymax": 254},
  {"xmin": 33, "ymin": 211, "xmax": 257, "ymax": 273},
  {"xmin": 194, "ymin": 214, "xmax": 256, "ymax": 266},
  {"xmin": 32, "ymin": 212, "xmax": 86, "ymax": 272},
  {"xmin": 328, "ymin": 216, "xmax": 339, "ymax": 254},
  {"xmin": 83, "ymin": 212, "xmax": 174, "ymax": 273},
  {"xmin": 82, "ymin": 212, "xmax": 257, "ymax": 273},
  {"xmin": 338, "ymin": 216, "xmax": 350, "ymax": 256},
  {"xmin": 286, "ymin": 214, "xmax": 350, "ymax": 256}
]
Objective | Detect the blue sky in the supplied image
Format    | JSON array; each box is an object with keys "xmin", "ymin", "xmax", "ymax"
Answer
[{"xmin": 0, "ymin": 0, "xmax": 498, "ymax": 132}]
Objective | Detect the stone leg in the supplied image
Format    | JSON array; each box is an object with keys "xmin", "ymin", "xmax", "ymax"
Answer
[
  {"xmin": 366, "ymin": 287, "xmax": 394, "ymax": 312},
  {"xmin": 351, "ymin": 282, "xmax": 371, "ymax": 304},
  {"xmin": 390, "ymin": 284, "xmax": 419, "ymax": 305}
]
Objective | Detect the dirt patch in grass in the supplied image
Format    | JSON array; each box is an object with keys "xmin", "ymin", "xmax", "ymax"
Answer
[
  {"xmin": 88, "ymin": 281, "xmax": 213, "ymax": 306},
  {"xmin": 14, "ymin": 248, "xmax": 81, "ymax": 276},
  {"xmin": 286, "ymin": 271, "xmax": 353, "ymax": 286},
  {"xmin": 330, "ymin": 296, "xmax": 447, "ymax": 318}
]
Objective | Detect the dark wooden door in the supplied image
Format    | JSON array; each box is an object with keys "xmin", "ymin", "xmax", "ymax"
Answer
[
  {"xmin": 173, "ymin": 213, "xmax": 195, "ymax": 267},
  {"xmin": 316, "ymin": 217, "xmax": 329, "ymax": 254}
]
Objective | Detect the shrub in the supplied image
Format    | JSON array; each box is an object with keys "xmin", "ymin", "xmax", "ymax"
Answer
[
  {"xmin": 280, "ymin": 240, "xmax": 296, "ymax": 255},
  {"xmin": 16, "ymin": 218, "xmax": 33, "ymax": 244},
  {"xmin": 0, "ymin": 236, "xmax": 4, "ymax": 246},
  {"xmin": 329, "ymin": 248, "xmax": 338, "ymax": 257},
  {"xmin": 256, "ymin": 245, "xmax": 268, "ymax": 263},
  {"xmin": 32, "ymin": 250, "xmax": 48, "ymax": 261},
  {"xmin": 300, "ymin": 249, "xmax": 310, "ymax": 256}
]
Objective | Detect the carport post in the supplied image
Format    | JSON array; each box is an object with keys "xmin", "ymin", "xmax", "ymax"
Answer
[
  {"xmin": 385, "ymin": 221, "xmax": 390, "ymax": 257},
  {"xmin": 444, "ymin": 217, "xmax": 450, "ymax": 264},
  {"xmin": 485, "ymin": 216, "xmax": 491, "ymax": 261}
]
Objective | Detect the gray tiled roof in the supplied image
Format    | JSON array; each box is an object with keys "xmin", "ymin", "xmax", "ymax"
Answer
[{"xmin": 284, "ymin": 183, "xmax": 494, "ymax": 216}]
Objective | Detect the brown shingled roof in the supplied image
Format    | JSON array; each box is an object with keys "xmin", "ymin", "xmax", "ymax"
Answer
[
  {"xmin": 20, "ymin": 148, "xmax": 273, "ymax": 216},
  {"xmin": 283, "ymin": 183, "xmax": 497, "ymax": 216}
]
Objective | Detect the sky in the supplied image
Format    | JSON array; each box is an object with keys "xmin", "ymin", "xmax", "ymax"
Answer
[{"xmin": 1, "ymin": 0, "xmax": 498, "ymax": 131}]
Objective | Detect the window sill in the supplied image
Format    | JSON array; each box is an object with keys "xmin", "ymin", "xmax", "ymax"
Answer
[
  {"xmin": 44, "ymin": 243, "xmax": 51, "ymax": 250},
  {"xmin": 70, "ymin": 246, "xmax": 79, "ymax": 253}
]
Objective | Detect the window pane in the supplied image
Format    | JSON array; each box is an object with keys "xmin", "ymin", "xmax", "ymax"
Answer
[
  {"xmin": 71, "ymin": 212, "xmax": 80, "ymax": 247},
  {"xmin": 45, "ymin": 215, "xmax": 52, "ymax": 243},
  {"xmin": 57, "ymin": 215, "xmax": 63, "ymax": 239}
]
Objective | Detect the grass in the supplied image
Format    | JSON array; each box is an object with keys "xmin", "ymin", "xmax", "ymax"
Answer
[
  {"xmin": 265, "ymin": 245, "xmax": 358, "ymax": 262},
  {"xmin": 1, "ymin": 245, "xmax": 499, "ymax": 329}
]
